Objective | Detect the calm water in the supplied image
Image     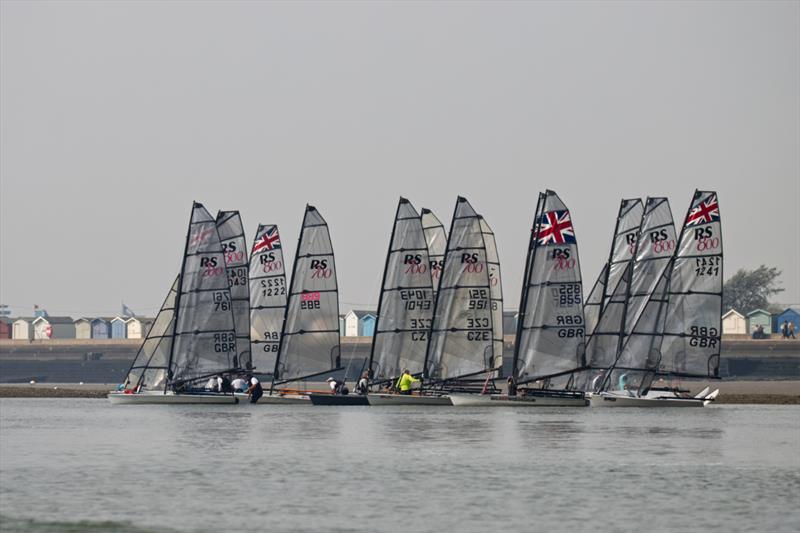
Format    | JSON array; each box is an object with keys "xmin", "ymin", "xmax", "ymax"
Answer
[{"xmin": 1, "ymin": 400, "xmax": 798, "ymax": 533}]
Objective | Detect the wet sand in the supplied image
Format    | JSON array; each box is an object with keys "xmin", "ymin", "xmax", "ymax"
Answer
[{"xmin": 1, "ymin": 381, "xmax": 798, "ymax": 403}]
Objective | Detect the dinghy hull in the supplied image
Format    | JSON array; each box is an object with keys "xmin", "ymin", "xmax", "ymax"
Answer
[
  {"xmin": 367, "ymin": 393, "xmax": 452, "ymax": 406},
  {"xmin": 308, "ymin": 394, "xmax": 369, "ymax": 406},
  {"xmin": 449, "ymin": 393, "xmax": 589, "ymax": 407},
  {"xmin": 589, "ymin": 389, "xmax": 719, "ymax": 407},
  {"xmin": 233, "ymin": 392, "xmax": 310, "ymax": 404},
  {"xmin": 108, "ymin": 391, "xmax": 239, "ymax": 405}
]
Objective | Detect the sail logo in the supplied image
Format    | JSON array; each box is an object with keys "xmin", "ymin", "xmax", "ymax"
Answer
[
  {"xmin": 189, "ymin": 228, "xmax": 214, "ymax": 247},
  {"xmin": 686, "ymin": 195, "xmax": 719, "ymax": 226},
  {"xmin": 626, "ymin": 232, "xmax": 638, "ymax": 255},
  {"xmin": 535, "ymin": 210, "xmax": 576, "ymax": 245},
  {"xmin": 404, "ymin": 254, "xmax": 428, "ymax": 275},
  {"xmin": 201, "ymin": 256, "xmax": 224, "ymax": 277},
  {"xmin": 310, "ymin": 259, "xmax": 333, "ymax": 279},
  {"xmin": 551, "ymin": 248, "xmax": 575, "ymax": 270},
  {"xmin": 693, "ymin": 227, "xmax": 720, "ymax": 252}
]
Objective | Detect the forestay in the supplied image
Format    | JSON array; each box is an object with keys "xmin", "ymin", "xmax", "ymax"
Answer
[
  {"xmin": 370, "ymin": 198, "xmax": 435, "ymax": 381},
  {"xmin": 171, "ymin": 202, "xmax": 239, "ymax": 384},
  {"xmin": 421, "ymin": 208, "xmax": 447, "ymax": 298},
  {"xmin": 659, "ymin": 190, "xmax": 723, "ymax": 378},
  {"xmin": 249, "ymin": 224, "xmax": 287, "ymax": 374},
  {"xmin": 584, "ymin": 199, "xmax": 644, "ymax": 336},
  {"xmin": 216, "ymin": 211, "xmax": 252, "ymax": 370},
  {"xmin": 275, "ymin": 206, "xmax": 341, "ymax": 381},
  {"xmin": 425, "ymin": 197, "xmax": 503, "ymax": 381},
  {"xmin": 122, "ymin": 276, "xmax": 179, "ymax": 391},
  {"xmin": 513, "ymin": 191, "xmax": 585, "ymax": 384}
]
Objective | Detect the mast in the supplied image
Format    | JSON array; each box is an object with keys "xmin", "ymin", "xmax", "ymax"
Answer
[{"xmin": 511, "ymin": 192, "xmax": 545, "ymax": 380}]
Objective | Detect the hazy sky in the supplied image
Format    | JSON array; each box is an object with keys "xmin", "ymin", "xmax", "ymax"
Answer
[{"xmin": 1, "ymin": 0, "xmax": 798, "ymax": 318}]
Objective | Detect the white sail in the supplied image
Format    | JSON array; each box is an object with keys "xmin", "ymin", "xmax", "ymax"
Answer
[
  {"xmin": 275, "ymin": 206, "xmax": 341, "ymax": 381},
  {"xmin": 370, "ymin": 198, "xmax": 435, "ymax": 381},
  {"xmin": 216, "ymin": 210, "xmax": 252, "ymax": 370},
  {"xmin": 513, "ymin": 191, "xmax": 585, "ymax": 383},
  {"xmin": 249, "ymin": 224, "xmax": 287, "ymax": 374},
  {"xmin": 421, "ymin": 208, "xmax": 447, "ymax": 298},
  {"xmin": 425, "ymin": 197, "xmax": 502, "ymax": 381},
  {"xmin": 659, "ymin": 190, "xmax": 723, "ymax": 378}
]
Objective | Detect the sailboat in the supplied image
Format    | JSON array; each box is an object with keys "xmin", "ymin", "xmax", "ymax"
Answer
[
  {"xmin": 109, "ymin": 202, "xmax": 241, "ymax": 404},
  {"xmin": 366, "ymin": 198, "xmax": 452, "ymax": 405},
  {"xmin": 269, "ymin": 206, "xmax": 353, "ymax": 404},
  {"xmin": 590, "ymin": 191, "xmax": 722, "ymax": 407},
  {"xmin": 425, "ymin": 197, "xmax": 504, "ymax": 404},
  {"xmin": 450, "ymin": 190, "xmax": 588, "ymax": 407}
]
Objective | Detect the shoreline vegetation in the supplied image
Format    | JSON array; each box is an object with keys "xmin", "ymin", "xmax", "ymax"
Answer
[{"xmin": 1, "ymin": 381, "xmax": 798, "ymax": 404}]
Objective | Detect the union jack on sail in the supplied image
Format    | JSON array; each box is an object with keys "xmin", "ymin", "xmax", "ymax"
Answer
[
  {"xmin": 686, "ymin": 194, "xmax": 719, "ymax": 226},
  {"xmin": 253, "ymin": 226, "xmax": 281, "ymax": 253},
  {"xmin": 535, "ymin": 210, "xmax": 576, "ymax": 245}
]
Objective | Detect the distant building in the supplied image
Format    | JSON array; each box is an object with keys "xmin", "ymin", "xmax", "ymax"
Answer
[
  {"xmin": 0, "ymin": 317, "xmax": 11, "ymax": 339},
  {"xmin": 746, "ymin": 309, "xmax": 772, "ymax": 336},
  {"xmin": 110, "ymin": 317, "xmax": 127, "ymax": 339},
  {"xmin": 91, "ymin": 318, "xmax": 111, "ymax": 339},
  {"xmin": 126, "ymin": 317, "xmax": 144, "ymax": 339},
  {"xmin": 722, "ymin": 309, "xmax": 746, "ymax": 335},
  {"xmin": 74, "ymin": 318, "xmax": 92, "ymax": 339},
  {"xmin": 344, "ymin": 310, "xmax": 377, "ymax": 337},
  {"xmin": 339, "ymin": 314, "xmax": 346, "ymax": 337},
  {"xmin": 12, "ymin": 318, "xmax": 34, "ymax": 340},
  {"xmin": 32, "ymin": 316, "xmax": 76, "ymax": 339},
  {"xmin": 775, "ymin": 308, "xmax": 800, "ymax": 334}
]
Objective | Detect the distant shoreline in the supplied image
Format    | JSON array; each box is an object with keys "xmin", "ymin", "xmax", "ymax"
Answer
[{"xmin": 1, "ymin": 381, "xmax": 798, "ymax": 404}]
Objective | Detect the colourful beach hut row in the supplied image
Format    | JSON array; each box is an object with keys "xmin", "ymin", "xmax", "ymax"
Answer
[
  {"xmin": 721, "ymin": 307, "xmax": 800, "ymax": 336},
  {"xmin": 2, "ymin": 316, "xmax": 153, "ymax": 340},
  {"xmin": 335, "ymin": 310, "xmax": 521, "ymax": 338}
]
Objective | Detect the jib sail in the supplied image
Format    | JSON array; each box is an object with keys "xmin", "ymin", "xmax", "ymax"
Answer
[{"xmin": 249, "ymin": 224, "xmax": 287, "ymax": 375}]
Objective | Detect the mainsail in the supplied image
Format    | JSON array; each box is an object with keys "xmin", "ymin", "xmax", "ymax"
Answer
[
  {"xmin": 274, "ymin": 205, "xmax": 341, "ymax": 382},
  {"xmin": 369, "ymin": 198, "xmax": 435, "ymax": 381},
  {"xmin": 659, "ymin": 190, "xmax": 723, "ymax": 378},
  {"xmin": 421, "ymin": 208, "xmax": 447, "ymax": 298},
  {"xmin": 249, "ymin": 224, "xmax": 287, "ymax": 374},
  {"xmin": 216, "ymin": 210, "xmax": 252, "ymax": 370},
  {"xmin": 122, "ymin": 275, "xmax": 179, "ymax": 391},
  {"xmin": 165, "ymin": 202, "xmax": 239, "ymax": 386},
  {"xmin": 583, "ymin": 199, "xmax": 644, "ymax": 336},
  {"xmin": 513, "ymin": 191, "xmax": 585, "ymax": 384},
  {"xmin": 424, "ymin": 197, "xmax": 503, "ymax": 381}
]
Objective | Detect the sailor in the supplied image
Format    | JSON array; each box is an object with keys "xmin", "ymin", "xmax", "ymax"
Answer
[
  {"xmin": 245, "ymin": 375, "xmax": 263, "ymax": 403},
  {"xmin": 356, "ymin": 371, "xmax": 369, "ymax": 395},
  {"xmin": 231, "ymin": 376, "xmax": 247, "ymax": 392},
  {"xmin": 507, "ymin": 376, "xmax": 517, "ymax": 397},
  {"xmin": 327, "ymin": 377, "xmax": 339, "ymax": 393},
  {"xmin": 205, "ymin": 376, "xmax": 219, "ymax": 392},
  {"xmin": 395, "ymin": 369, "xmax": 419, "ymax": 395}
]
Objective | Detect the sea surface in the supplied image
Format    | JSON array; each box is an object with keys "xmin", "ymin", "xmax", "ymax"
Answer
[{"xmin": 1, "ymin": 400, "xmax": 798, "ymax": 533}]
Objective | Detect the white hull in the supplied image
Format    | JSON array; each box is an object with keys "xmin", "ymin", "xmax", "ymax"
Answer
[
  {"xmin": 367, "ymin": 393, "xmax": 453, "ymax": 406},
  {"xmin": 589, "ymin": 388, "xmax": 719, "ymax": 408},
  {"xmin": 233, "ymin": 392, "xmax": 310, "ymax": 404},
  {"xmin": 449, "ymin": 393, "xmax": 589, "ymax": 407},
  {"xmin": 108, "ymin": 390, "xmax": 239, "ymax": 405}
]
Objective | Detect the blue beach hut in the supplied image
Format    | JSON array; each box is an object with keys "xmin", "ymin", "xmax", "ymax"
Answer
[
  {"xmin": 774, "ymin": 308, "xmax": 800, "ymax": 334},
  {"xmin": 91, "ymin": 318, "xmax": 110, "ymax": 339},
  {"xmin": 111, "ymin": 317, "xmax": 127, "ymax": 339}
]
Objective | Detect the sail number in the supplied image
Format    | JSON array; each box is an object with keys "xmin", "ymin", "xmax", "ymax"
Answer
[
  {"xmin": 213, "ymin": 332, "xmax": 236, "ymax": 353},
  {"xmin": 695, "ymin": 257, "xmax": 720, "ymax": 276},
  {"xmin": 551, "ymin": 284, "xmax": 581, "ymax": 307},
  {"xmin": 555, "ymin": 315, "xmax": 584, "ymax": 338},
  {"xmin": 410, "ymin": 318, "xmax": 431, "ymax": 341},
  {"xmin": 300, "ymin": 292, "xmax": 321, "ymax": 310},
  {"xmin": 689, "ymin": 326, "xmax": 719, "ymax": 348},
  {"xmin": 467, "ymin": 289, "xmax": 489, "ymax": 310},
  {"xmin": 400, "ymin": 289, "xmax": 432, "ymax": 310},
  {"xmin": 227, "ymin": 266, "xmax": 247, "ymax": 287},
  {"xmin": 212, "ymin": 291, "xmax": 231, "ymax": 311},
  {"xmin": 260, "ymin": 277, "xmax": 286, "ymax": 297}
]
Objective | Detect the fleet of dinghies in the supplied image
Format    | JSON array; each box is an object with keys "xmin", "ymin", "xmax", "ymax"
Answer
[{"xmin": 109, "ymin": 190, "xmax": 722, "ymax": 407}]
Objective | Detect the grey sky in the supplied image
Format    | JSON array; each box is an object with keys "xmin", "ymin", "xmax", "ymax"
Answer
[{"xmin": 1, "ymin": 0, "xmax": 798, "ymax": 317}]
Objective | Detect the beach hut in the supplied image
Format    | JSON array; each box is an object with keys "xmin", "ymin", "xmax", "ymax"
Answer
[
  {"xmin": 32, "ymin": 316, "xmax": 75, "ymax": 339},
  {"xmin": 74, "ymin": 318, "xmax": 92, "ymax": 339},
  {"xmin": 91, "ymin": 318, "xmax": 111, "ymax": 339},
  {"xmin": 126, "ymin": 317, "xmax": 143, "ymax": 339},
  {"xmin": 774, "ymin": 308, "xmax": 800, "ymax": 335},
  {"xmin": 722, "ymin": 310, "xmax": 746, "ymax": 335},
  {"xmin": 12, "ymin": 318, "xmax": 33, "ymax": 340},
  {"xmin": 359, "ymin": 314, "xmax": 376, "ymax": 337},
  {"xmin": 0, "ymin": 318, "xmax": 11, "ymax": 339},
  {"xmin": 746, "ymin": 309, "xmax": 772, "ymax": 337},
  {"xmin": 344, "ymin": 310, "xmax": 376, "ymax": 337},
  {"xmin": 339, "ymin": 314, "xmax": 345, "ymax": 337},
  {"xmin": 110, "ymin": 317, "xmax": 127, "ymax": 339}
]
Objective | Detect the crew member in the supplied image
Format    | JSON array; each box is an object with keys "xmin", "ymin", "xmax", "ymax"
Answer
[
  {"xmin": 245, "ymin": 375, "xmax": 263, "ymax": 404},
  {"xmin": 395, "ymin": 369, "xmax": 419, "ymax": 395}
]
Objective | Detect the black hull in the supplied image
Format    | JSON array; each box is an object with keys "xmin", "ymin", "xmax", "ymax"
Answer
[{"xmin": 308, "ymin": 394, "xmax": 369, "ymax": 406}]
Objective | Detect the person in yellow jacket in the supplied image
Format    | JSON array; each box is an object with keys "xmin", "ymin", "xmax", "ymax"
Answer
[{"xmin": 395, "ymin": 369, "xmax": 419, "ymax": 395}]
